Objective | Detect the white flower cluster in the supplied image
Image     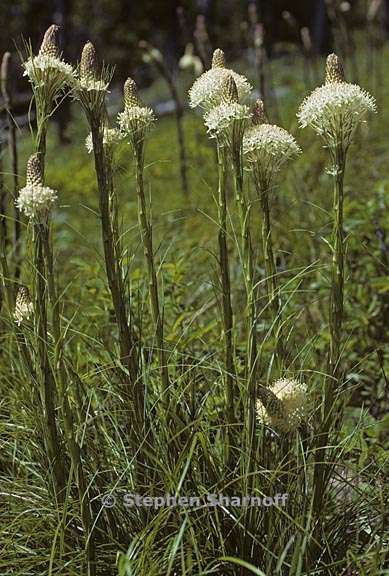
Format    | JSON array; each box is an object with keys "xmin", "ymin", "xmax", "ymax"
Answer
[
  {"xmin": 85, "ymin": 127, "xmax": 121, "ymax": 154},
  {"xmin": 23, "ymin": 54, "xmax": 75, "ymax": 89},
  {"xmin": 297, "ymin": 82, "xmax": 376, "ymax": 146},
  {"xmin": 256, "ymin": 378, "xmax": 308, "ymax": 432},
  {"xmin": 243, "ymin": 124, "xmax": 301, "ymax": 179},
  {"xmin": 189, "ymin": 67, "xmax": 252, "ymax": 111},
  {"xmin": 118, "ymin": 106, "xmax": 155, "ymax": 143},
  {"xmin": 76, "ymin": 77, "xmax": 108, "ymax": 92},
  {"xmin": 204, "ymin": 102, "xmax": 251, "ymax": 139},
  {"xmin": 16, "ymin": 185, "xmax": 57, "ymax": 218}
]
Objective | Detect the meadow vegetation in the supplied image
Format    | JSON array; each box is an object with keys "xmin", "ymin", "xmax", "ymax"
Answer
[{"xmin": 0, "ymin": 25, "xmax": 388, "ymax": 576}]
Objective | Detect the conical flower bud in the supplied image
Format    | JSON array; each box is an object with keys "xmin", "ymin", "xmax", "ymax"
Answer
[
  {"xmin": 325, "ymin": 53, "xmax": 345, "ymax": 85},
  {"xmin": 124, "ymin": 77, "xmax": 141, "ymax": 109},
  {"xmin": 80, "ymin": 42, "xmax": 98, "ymax": 82},
  {"xmin": 39, "ymin": 24, "xmax": 60, "ymax": 59},
  {"xmin": 26, "ymin": 154, "xmax": 43, "ymax": 187},
  {"xmin": 252, "ymin": 99, "xmax": 268, "ymax": 125},
  {"xmin": 222, "ymin": 75, "xmax": 239, "ymax": 104},
  {"xmin": 212, "ymin": 48, "xmax": 225, "ymax": 69}
]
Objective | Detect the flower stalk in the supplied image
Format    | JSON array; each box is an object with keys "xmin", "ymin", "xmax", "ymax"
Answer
[
  {"xmin": 243, "ymin": 99, "xmax": 301, "ymax": 364},
  {"xmin": 75, "ymin": 43, "xmax": 140, "ymax": 419},
  {"xmin": 297, "ymin": 52, "xmax": 376, "ymax": 555},
  {"xmin": 216, "ymin": 143, "xmax": 236, "ymax": 432},
  {"xmin": 119, "ymin": 77, "xmax": 169, "ymax": 398}
]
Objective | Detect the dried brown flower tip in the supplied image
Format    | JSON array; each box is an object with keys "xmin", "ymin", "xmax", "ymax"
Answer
[
  {"xmin": 26, "ymin": 153, "xmax": 43, "ymax": 187},
  {"xmin": 80, "ymin": 42, "xmax": 98, "ymax": 82},
  {"xmin": 325, "ymin": 53, "xmax": 345, "ymax": 85},
  {"xmin": 212, "ymin": 48, "xmax": 225, "ymax": 69},
  {"xmin": 39, "ymin": 24, "xmax": 60, "ymax": 59},
  {"xmin": 222, "ymin": 75, "xmax": 239, "ymax": 104},
  {"xmin": 124, "ymin": 77, "xmax": 141, "ymax": 109},
  {"xmin": 252, "ymin": 99, "xmax": 268, "ymax": 125}
]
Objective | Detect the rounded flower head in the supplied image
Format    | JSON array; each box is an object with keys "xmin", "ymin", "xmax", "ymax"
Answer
[
  {"xmin": 85, "ymin": 126, "xmax": 121, "ymax": 154},
  {"xmin": 16, "ymin": 154, "xmax": 57, "ymax": 219},
  {"xmin": 297, "ymin": 53, "xmax": 376, "ymax": 147},
  {"xmin": 256, "ymin": 378, "xmax": 308, "ymax": 433},
  {"xmin": 117, "ymin": 77, "xmax": 155, "ymax": 148},
  {"xmin": 244, "ymin": 100, "xmax": 301, "ymax": 182},
  {"xmin": 23, "ymin": 24, "xmax": 75, "ymax": 92},
  {"xmin": 188, "ymin": 48, "xmax": 252, "ymax": 111},
  {"xmin": 14, "ymin": 286, "xmax": 33, "ymax": 326},
  {"xmin": 204, "ymin": 75, "xmax": 250, "ymax": 145}
]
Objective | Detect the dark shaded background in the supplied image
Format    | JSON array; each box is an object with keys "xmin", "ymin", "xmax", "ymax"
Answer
[{"xmin": 0, "ymin": 0, "xmax": 336, "ymax": 80}]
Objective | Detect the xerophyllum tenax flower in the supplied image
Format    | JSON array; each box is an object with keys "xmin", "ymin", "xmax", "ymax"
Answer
[
  {"xmin": 23, "ymin": 24, "xmax": 75, "ymax": 91},
  {"xmin": 14, "ymin": 286, "xmax": 33, "ymax": 326},
  {"xmin": 204, "ymin": 75, "xmax": 251, "ymax": 145},
  {"xmin": 297, "ymin": 53, "xmax": 376, "ymax": 148},
  {"xmin": 78, "ymin": 41, "xmax": 109, "ymax": 92},
  {"xmin": 74, "ymin": 42, "xmax": 111, "ymax": 114},
  {"xmin": 256, "ymin": 378, "xmax": 308, "ymax": 433},
  {"xmin": 117, "ymin": 78, "xmax": 155, "ymax": 148},
  {"xmin": 189, "ymin": 48, "xmax": 252, "ymax": 111},
  {"xmin": 85, "ymin": 127, "xmax": 121, "ymax": 154},
  {"xmin": 16, "ymin": 154, "xmax": 57, "ymax": 219},
  {"xmin": 244, "ymin": 99, "xmax": 301, "ymax": 182}
]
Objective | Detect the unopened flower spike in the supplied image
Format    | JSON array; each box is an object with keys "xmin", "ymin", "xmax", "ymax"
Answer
[
  {"xmin": 325, "ymin": 53, "xmax": 345, "ymax": 85},
  {"xmin": 297, "ymin": 52, "xmax": 376, "ymax": 147},
  {"xmin": 16, "ymin": 153, "xmax": 57, "ymax": 219},
  {"xmin": 252, "ymin": 99, "xmax": 268, "ymax": 125},
  {"xmin": 222, "ymin": 75, "xmax": 239, "ymax": 104},
  {"xmin": 80, "ymin": 42, "xmax": 97, "ymax": 82},
  {"xmin": 204, "ymin": 74, "xmax": 250, "ymax": 142},
  {"xmin": 189, "ymin": 47, "xmax": 252, "ymax": 111},
  {"xmin": 23, "ymin": 24, "xmax": 75, "ymax": 91},
  {"xmin": 118, "ymin": 77, "xmax": 155, "ymax": 146},
  {"xmin": 212, "ymin": 48, "xmax": 226, "ymax": 69},
  {"xmin": 39, "ymin": 24, "xmax": 60, "ymax": 59},
  {"xmin": 14, "ymin": 286, "xmax": 34, "ymax": 326},
  {"xmin": 77, "ymin": 41, "xmax": 109, "ymax": 93},
  {"xmin": 124, "ymin": 77, "xmax": 141, "ymax": 109}
]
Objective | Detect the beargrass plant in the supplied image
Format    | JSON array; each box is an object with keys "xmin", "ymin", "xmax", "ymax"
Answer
[
  {"xmin": 20, "ymin": 24, "xmax": 74, "ymax": 498},
  {"xmin": 74, "ymin": 42, "xmax": 142, "ymax": 428},
  {"xmin": 1, "ymin": 22, "xmax": 387, "ymax": 576},
  {"xmin": 118, "ymin": 77, "xmax": 170, "ymax": 403},
  {"xmin": 298, "ymin": 52, "xmax": 376, "ymax": 553}
]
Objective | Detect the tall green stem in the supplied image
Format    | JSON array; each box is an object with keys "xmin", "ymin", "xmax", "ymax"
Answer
[
  {"xmin": 255, "ymin": 173, "xmax": 285, "ymax": 363},
  {"xmin": 232, "ymin": 142, "xmax": 257, "ymax": 450},
  {"xmin": 89, "ymin": 119, "xmax": 140, "ymax": 411},
  {"xmin": 217, "ymin": 144, "xmax": 235, "ymax": 433},
  {"xmin": 32, "ymin": 124, "xmax": 65, "ymax": 498},
  {"xmin": 135, "ymin": 146, "xmax": 169, "ymax": 397},
  {"xmin": 311, "ymin": 144, "xmax": 346, "ymax": 556},
  {"xmin": 42, "ymin": 225, "xmax": 96, "ymax": 576}
]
